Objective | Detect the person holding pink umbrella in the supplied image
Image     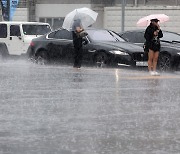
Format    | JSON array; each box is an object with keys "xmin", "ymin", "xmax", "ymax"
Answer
[{"xmin": 144, "ymin": 18, "xmax": 163, "ymax": 76}]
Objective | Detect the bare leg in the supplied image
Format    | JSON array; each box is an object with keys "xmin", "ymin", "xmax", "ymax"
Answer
[
  {"xmin": 152, "ymin": 51, "xmax": 159, "ymax": 71},
  {"xmin": 148, "ymin": 50, "xmax": 154, "ymax": 72}
]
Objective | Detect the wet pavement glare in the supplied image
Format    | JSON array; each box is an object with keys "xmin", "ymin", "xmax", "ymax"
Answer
[{"xmin": 0, "ymin": 60, "xmax": 180, "ymax": 154}]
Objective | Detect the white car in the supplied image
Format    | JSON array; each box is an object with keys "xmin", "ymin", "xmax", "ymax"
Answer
[{"xmin": 0, "ymin": 21, "xmax": 51, "ymax": 57}]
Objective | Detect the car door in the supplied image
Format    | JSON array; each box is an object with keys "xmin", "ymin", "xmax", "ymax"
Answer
[
  {"xmin": 47, "ymin": 29, "xmax": 74, "ymax": 62},
  {"xmin": 82, "ymin": 38, "xmax": 95, "ymax": 63},
  {"xmin": 7, "ymin": 24, "xmax": 24, "ymax": 55}
]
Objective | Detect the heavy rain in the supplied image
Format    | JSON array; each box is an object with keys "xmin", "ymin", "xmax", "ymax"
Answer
[
  {"xmin": 0, "ymin": 60, "xmax": 180, "ymax": 154},
  {"xmin": 1, "ymin": 0, "xmax": 180, "ymax": 154}
]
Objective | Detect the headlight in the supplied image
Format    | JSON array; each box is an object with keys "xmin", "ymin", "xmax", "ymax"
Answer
[
  {"xmin": 109, "ymin": 50, "xmax": 129, "ymax": 56},
  {"xmin": 177, "ymin": 52, "xmax": 180, "ymax": 55}
]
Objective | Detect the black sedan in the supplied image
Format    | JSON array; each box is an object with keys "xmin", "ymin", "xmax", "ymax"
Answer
[
  {"xmin": 27, "ymin": 28, "xmax": 146, "ymax": 67},
  {"xmin": 119, "ymin": 29, "xmax": 180, "ymax": 71}
]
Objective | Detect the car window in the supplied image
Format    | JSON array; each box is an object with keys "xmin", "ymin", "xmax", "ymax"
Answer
[
  {"xmin": 122, "ymin": 32, "xmax": 145, "ymax": 43},
  {"xmin": 109, "ymin": 31, "xmax": 126, "ymax": 42},
  {"xmin": 87, "ymin": 29, "xmax": 125, "ymax": 42},
  {"xmin": 22, "ymin": 25, "xmax": 51, "ymax": 35},
  {"xmin": 161, "ymin": 31, "xmax": 180, "ymax": 42},
  {"xmin": 10, "ymin": 25, "xmax": 21, "ymax": 36},
  {"xmin": 134, "ymin": 32, "xmax": 145, "ymax": 43},
  {"xmin": 121, "ymin": 32, "xmax": 134, "ymax": 42},
  {"xmin": 0, "ymin": 24, "xmax": 7, "ymax": 38},
  {"xmin": 53, "ymin": 29, "xmax": 72, "ymax": 40},
  {"xmin": 48, "ymin": 31, "xmax": 55, "ymax": 38}
]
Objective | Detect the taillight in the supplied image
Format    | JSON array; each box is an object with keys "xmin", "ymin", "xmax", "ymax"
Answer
[{"xmin": 30, "ymin": 42, "xmax": 35, "ymax": 47}]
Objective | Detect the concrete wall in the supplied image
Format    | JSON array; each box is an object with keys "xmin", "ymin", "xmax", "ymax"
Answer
[
  {"xmin": 92, "ymin": 7, "xmax": 104, "ymax": 28},
  {"xmin": 114, "ymin": 0, "xmax": 180, "ymax": 6},
  {"xmin": 35, "ymin": 4, "xmax": 92, "ymax": 20},
  {"xmin": 104, "ymin": 6, "xmax": 180, "ymax": 33},
  {"xmin": 12, "ymin": 8, "xmax": 28, "ymax": 21},
  {"xmin": 36, "ymin": 0, "xmax": 91, "ymax": 4}
]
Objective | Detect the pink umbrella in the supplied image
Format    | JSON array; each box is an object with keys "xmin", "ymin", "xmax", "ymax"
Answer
[{"xmin": 137, "ymin": 14, "xmax": 169, "ymax": 27}]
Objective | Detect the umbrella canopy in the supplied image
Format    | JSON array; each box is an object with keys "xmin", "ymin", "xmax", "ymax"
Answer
[
  {"xmin": 137, "ymin": 14, "xmax": 169, "ymax": 27},
  {"xmin": 62, "ymin": 7, "xmax": 98, "ymax": 31}
]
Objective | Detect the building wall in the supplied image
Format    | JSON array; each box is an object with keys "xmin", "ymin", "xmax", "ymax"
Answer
[
  {"xmin": 13, "ymin": 0, "xmax": 180, "ymax": 32},
  {"xmin": 35, "ymin": 4, "xmax": 92, "ymax": 29},
  {"xmin": 13, "ymin": 8, "xmax": 28, "ymax": 21},
  {"xmin": 36, "ymin": 0, "xmax": 91, "ymax": 4},
  {"xmin": 34, "ymin": 0, "xmax": 112, "ymax": 29},
  {"xmin": 104, "ymin": 6, "xmax": 180, "ymax": 33},
  {"xmin": 36, "ymin": 0, "xmax": 180, "ymax": 6},
  {"xmin": 114, "ymin": 0, "xmax": 180, "ymax": 6},
  {"xmin": 35, "ymin": 4, "xmax": 91, "ymax": 18}
]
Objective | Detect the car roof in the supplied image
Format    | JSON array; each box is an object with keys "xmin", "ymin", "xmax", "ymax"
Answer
[
  {"xmin": 119, "ymin": 29, "xmax": 145, "ymax": 34},
  {"xmin": 0, "ymin": 21, "xmax": 50, "ymax": 25},
  {"xmin": 54, "ymin": 27, "xmax": 115, "ymax": 32},
  {"xmin": 120, "ymin": 29, "xmax": 180, "ymax": 35}
]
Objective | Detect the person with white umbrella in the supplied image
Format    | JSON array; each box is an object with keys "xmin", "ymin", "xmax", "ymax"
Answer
[
  {"xmin": 63, "ymin": 7, "xmax": 98, "ymax": 68},
  {"xmin": 144, "ymin": 18, "xmax": 163, "ymax": 76},
  {"xmin": 72, "ymin": 19, "xmax": 85, "ymax": 68}
]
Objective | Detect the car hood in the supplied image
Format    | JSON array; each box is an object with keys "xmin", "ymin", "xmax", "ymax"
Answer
[
  {"xmin": 161, "ymin": 42, "xmax": 180, "ymax": 51},
  {"xmin": 92, "ymin": 41, "xmax": 144, "ymax": 53},
  {"xmin": 23, "ymin": 35, "xmax": 43, "ymax": 43}
]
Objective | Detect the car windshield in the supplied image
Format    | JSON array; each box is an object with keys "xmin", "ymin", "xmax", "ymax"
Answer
[
  {"xmin": 22, "ymin": 25, "xmax": 51, "ymax": 35},
  {"xmin": 87, "ymin": 29, "xmax": 125, "ymax": 42},
  {"xmin": 161, "ymin": 31, "xmax": 180, "ymax": 42}
]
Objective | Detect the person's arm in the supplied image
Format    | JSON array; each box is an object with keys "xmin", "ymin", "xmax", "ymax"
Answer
[
  {"xmin": 156, "ymin": 24, "xmax": 163, "ymax": 38},
  {"xmin": 158, "ymin": 29, "xmax": 163, "ymax": 38},
  {"xmin": 144, "ymin": 27, "xmax": 153, "ymax": 42}
]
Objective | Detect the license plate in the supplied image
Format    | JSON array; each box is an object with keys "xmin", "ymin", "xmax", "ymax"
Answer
[{"xmin": 136, "ymin": 61, "xmax": 148, "ymax": 66}]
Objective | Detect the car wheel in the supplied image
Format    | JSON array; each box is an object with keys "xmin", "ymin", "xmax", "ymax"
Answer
[
  {"xmin": 158, "ymin": 54, "xmax": 171, "ymax": 71},
  {"xmin": 94, "ymin": 52, "xmax": 108, "ymax": 67},
  {"xmin": 35, "ymin": 51, "xmax": 48, "ymax": 65}
]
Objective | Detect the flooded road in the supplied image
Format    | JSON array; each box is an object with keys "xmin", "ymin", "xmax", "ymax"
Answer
[{"xmin": 0, "ymin": 60, "xmax": 180, "ymax": 154}]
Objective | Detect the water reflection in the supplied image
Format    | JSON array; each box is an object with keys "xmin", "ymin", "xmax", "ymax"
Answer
[
  {"xmin": 115, "ymin": 69, "xmax": 120, "ymax": 83},
  {"xmin": 72, "ymin": 70, "xmax": 83, "ymax": 83},
  {"xmin": 148, "ymin": 79, "xmax": 161, "ymax": 96},
  {"xmin": 1, "ymin": 61, "xmax": 180, "ymax": 154}
]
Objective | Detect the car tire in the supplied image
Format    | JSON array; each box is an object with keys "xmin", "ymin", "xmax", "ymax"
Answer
[
  {"xmin": 94, "ymin": 52, "xmax": 108, "ymax": 67},
  {"xmin": 158, "ymin": 54, "xmax": 172, "ymax": 71},
  {"xmin": 35, "ymin": 51, "xmax": 48, "ymax": 65}
]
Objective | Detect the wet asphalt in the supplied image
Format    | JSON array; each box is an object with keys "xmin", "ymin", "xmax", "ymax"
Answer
[{"xmin": 0, "ymin": 60, "xmax": 180, "ymax": 154}]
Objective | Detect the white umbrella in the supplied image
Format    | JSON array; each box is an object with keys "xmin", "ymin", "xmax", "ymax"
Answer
[{"xmin": 62, "ymin": 7, "xmax": 98, "ymax": 31}]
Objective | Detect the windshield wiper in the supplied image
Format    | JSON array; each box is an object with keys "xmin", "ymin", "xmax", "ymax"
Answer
[
  {"xmin": 108, "ymin": 31, "xmax": 119, "ymax": 41},
  {"xmin": 160, "ymin": 40, "xmax": 172, "ymax": 43},
  {"xmin": 172, "ymin": 40, "xmax": 180, "ymax": 43}
]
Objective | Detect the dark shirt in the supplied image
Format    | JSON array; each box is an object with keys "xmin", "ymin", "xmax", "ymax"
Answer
[
  {"xmin": 72, "ymin": 19, "xmax": 83, "ymax": 49},
  {"xmin": 144, "ymin": 23, "xmax": 163, "ymax": 51}
]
